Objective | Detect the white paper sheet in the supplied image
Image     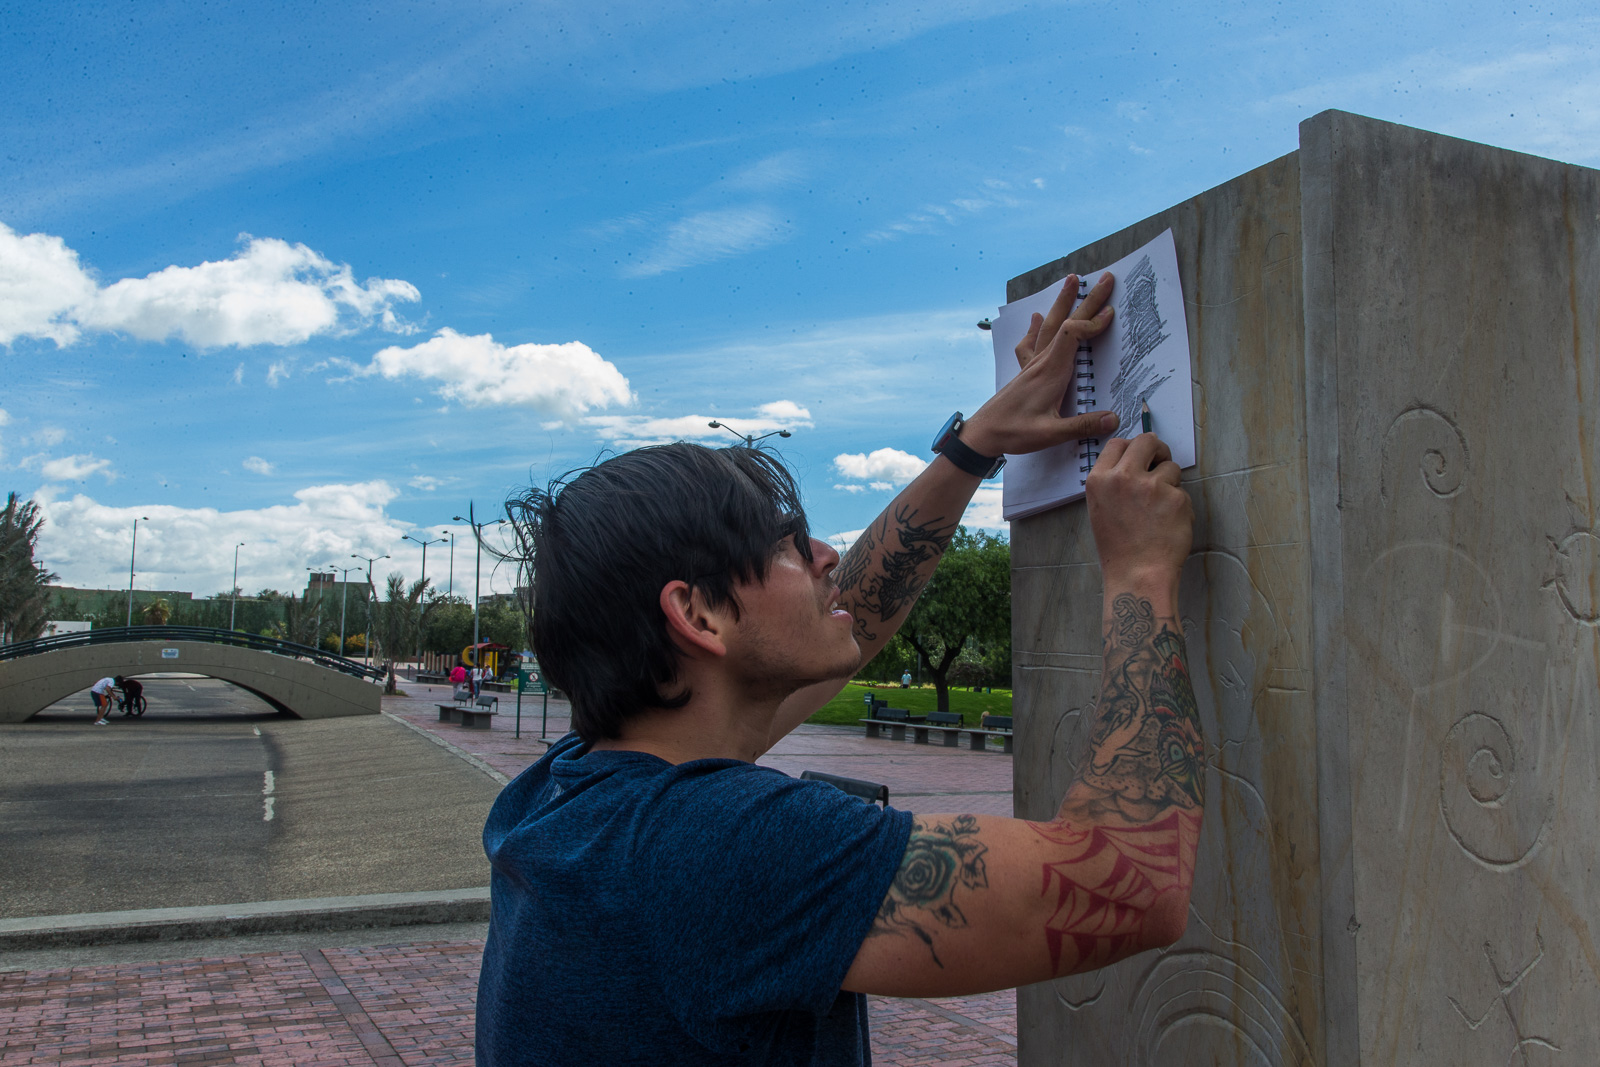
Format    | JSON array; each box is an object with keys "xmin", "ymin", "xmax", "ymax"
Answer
[{"xmin": 991, "ymin": 228, "xmax": 1195, "ymax": 519}]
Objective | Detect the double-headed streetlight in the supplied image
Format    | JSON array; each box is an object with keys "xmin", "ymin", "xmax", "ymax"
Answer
[
  {"xmin": 402, "ymin": 532, "xmax": 446, "ymax": 658},
  {"xmin": 229, "ymin": 542, "xmax": 246, "ymax": 630},
  {"xmin": 403, "ymin": 533, "xmax": 445, "ymax": 594},
  {"xmin": 127, "ymin": 516, "xmax": 151, "ymax": 627},
  {"xmin": 452, "ymin": 505, "xmax": 506, "ymax": 673},
  {"xmin": 707, "ymin": 420, "xmax": 792, "ymax": 447},
  {"xmin": 351, "ymin": 552, "xmax": 389, "ymax": 666},
  {"xmin": 312, "ymin": 564, "xmax": 362, "ymax": 657}
]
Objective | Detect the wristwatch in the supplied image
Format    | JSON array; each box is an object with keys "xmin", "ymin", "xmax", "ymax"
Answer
[{"xmin": 931, "ymin": 412, "xmax": 1005, "ymax": 479}]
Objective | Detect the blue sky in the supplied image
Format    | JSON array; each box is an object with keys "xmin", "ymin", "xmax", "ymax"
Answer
[{"xmin": 3, "ymin": 0, "xmax": 1596, "ymax": 599}]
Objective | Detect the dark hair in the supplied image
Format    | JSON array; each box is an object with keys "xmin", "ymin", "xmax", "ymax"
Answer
[{"xmin": 506, "ymin": 443, "xmax": 811, "ymax": 743}]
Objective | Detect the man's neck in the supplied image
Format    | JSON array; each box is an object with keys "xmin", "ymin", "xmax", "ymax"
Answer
[{"xmin": 588, "ymin": 675, "xmax": 787, "ymax": 765}]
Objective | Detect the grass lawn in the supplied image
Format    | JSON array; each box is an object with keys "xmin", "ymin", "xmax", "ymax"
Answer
[{"xmin": 805, "ymin": 682, "xmax": 1013, "ymax": 727}]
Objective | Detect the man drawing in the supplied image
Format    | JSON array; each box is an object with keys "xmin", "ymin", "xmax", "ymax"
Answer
[{"xmin": 476, "ymin": 273, "xmax": 1202, "ymax": 1065}]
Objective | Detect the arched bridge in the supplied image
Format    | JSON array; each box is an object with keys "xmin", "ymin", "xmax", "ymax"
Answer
[{"xmin": 0, "ymin": 626, "xmax": 385, "ymax": 723}]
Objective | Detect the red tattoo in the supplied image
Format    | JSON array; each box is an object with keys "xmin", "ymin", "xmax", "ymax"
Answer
[{"xmin": 1030, "ymin": 810, "xmax": 1202, "ymax": 973}]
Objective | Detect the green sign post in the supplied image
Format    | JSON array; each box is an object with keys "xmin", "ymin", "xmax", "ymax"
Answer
[{"xmin": 516, "ymin": 664, "xmax": 549, "ymax": 739}]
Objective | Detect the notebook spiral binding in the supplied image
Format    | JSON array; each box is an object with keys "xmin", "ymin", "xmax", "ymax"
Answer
[{"xmin": 1075, "ymin": 278, "xmax": 1100, "ymax": 474}]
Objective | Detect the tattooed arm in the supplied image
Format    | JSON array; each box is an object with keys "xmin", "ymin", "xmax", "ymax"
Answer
[
  {"xmin": 767, "ymin": 274, "xmax": 1124, "ymax": 748},
  {"xmin": 842, "ymin": 433, "xmax": 1200, "ymax": 997}
]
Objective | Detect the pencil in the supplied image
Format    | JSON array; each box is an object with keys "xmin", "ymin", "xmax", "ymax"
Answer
[{"xmin": 1141, "ymin": 401, "xmax": 1152, "ymax": 434}]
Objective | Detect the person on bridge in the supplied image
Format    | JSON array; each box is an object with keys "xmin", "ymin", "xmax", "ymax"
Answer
[
  {"xmin": 476, "ymin": 273, "xmax": 1204, "ymax": 1066},
  {"xmin": 89, "ymin": 676, "xmax": 117, "ymax": 725}
]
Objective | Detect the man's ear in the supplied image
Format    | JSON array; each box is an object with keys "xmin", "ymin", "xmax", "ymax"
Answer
[{"xmin": 659, "ymin": 580, "xmax": 729, "ymax": 659}]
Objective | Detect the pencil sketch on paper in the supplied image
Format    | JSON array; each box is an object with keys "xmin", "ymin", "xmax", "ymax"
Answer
[{"xmin": 1107, "ymin": 253, "xmax": 1172, "ymax": 436}]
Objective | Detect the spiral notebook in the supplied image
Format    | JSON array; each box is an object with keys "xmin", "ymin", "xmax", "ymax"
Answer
[{"xmin": 990, "ymin": 228, "xmax": 1196, "ymax": 520}]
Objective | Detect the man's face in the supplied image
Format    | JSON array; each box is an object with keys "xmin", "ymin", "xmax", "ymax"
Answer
[{"xmin": 723, "ymin": 535, "xmax": 861, "ymax": 696}]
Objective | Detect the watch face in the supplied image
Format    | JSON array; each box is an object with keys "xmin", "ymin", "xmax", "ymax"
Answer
[{"xmin": 932, "ymin": 412, "xmax": 963, "ymax": 452}]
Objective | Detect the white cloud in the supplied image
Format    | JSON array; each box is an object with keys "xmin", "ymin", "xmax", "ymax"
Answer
[
  {"xmin": 361, "ymin": 327, "xmax": 633, "ymax": 418},
  {"xmin": 232, "ymin": 363, "xmax": 245, "ymax": 385},
  {"xmin": 586, "ymin": 401, "xmax": 813, "ymax": 449},
  {"xmin": 38, "ymin": 453, "xmax": 116, "ymax": 483},
  {"xmin": 834, "ymin": 447, "xmax": 927, "ymax": 485},
  {"xmin": 865, "ymin": 182, "xmax": 1022, "ymax": 243},
  {"xmin": 266, "ymin": 361, "xmax": 290, "ymax": 387},
  {"xmin": 827, "ymin": 528, "xmax": 865, "ymax": 553},
  {"xmin": 0, "ymin": 222, "xmax": 98, "ymax": 345},
  {"xmin": 32, "ymin": 426, "xmax": 67, "ymax": 446},
  {"xmin": 408, "ymin": 475, "xmax": 445, "ymax": 491},
  {"xmin": 723, "ymin": 150, "xmax": 808, "ymax": 191},
  {"xmin": 32, "ymin": 481, "xmax": 417, "ymax": 595},
  {"xmin": 31, "ymin": 483, "xmax": 522, "ymax": 599},
  {"xmin": 962, "ymin": 485, "xmax": 1006, "ymax": 530},
  {"xmin": 0, "ymin": 227, "xmax": 420, "ymax": 350},
  {"xmin": 625, "ymin": 205, "xmax": 793, "ymax": 277},
  {"xmin": 242, "ymin": 456, "xmax": 274, "ymax": 475}
]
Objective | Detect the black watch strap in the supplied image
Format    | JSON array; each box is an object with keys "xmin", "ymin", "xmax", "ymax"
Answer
[{"xmin": 932, "ymin": 412, "xmax": 1005, "ymax": 479}]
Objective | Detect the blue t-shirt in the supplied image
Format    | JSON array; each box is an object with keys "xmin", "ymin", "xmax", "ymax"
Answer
[{"xmin": 476, "ymin": 732, "xmax": 913, "ymax": 1066}]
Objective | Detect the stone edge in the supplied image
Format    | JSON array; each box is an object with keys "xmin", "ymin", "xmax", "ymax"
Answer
[{"xmin": 0, "ymin": 887, "xmax": 490, "ymax": 951}]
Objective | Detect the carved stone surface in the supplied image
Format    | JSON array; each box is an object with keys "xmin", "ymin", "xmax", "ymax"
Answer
[{"xmin": 1011, "ymin": 112, "xmax": 1600, "ymax": 1066}]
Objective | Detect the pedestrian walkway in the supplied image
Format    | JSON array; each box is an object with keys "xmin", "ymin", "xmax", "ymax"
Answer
[
  {"xmin": 0, "ymin": 682, "xmax": 1020, "ymax": 1065},
  {"xmin": 0, "ymin": 940, "xmax": 1017, "ymax": 1066}
]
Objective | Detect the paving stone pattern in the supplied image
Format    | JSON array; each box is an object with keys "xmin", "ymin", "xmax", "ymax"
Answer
[
  {"xmin": 1, "ymin": 683, "xmax": 1020, "ymax": 1064},
  {"xmin": 0, "ymin": 939, "xmax": 1017, "ymax": 1065}
]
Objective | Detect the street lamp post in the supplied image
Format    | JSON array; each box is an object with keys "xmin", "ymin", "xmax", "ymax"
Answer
[
  {"xmin": 351, "ymin": 552, "xmax": 389, "ymax": 666},
  {"xmin": 706, "ymin": 420, "xmax": 792, "ymax": 447},
  {"xmin": 319, "ymin": 564, "xmax": 361, "ymax": 657},
  {"xmin": 453, "ymin": 505, "xmax": 507, "ymax": 678},
  {"xmin": 403, "ymin": 533, "xmax": 446, "ymax": 660},
  {"xmin": 230, "ymin": 542, "xmax": 245, "ymax": 630},
  {"xmin": 446, "ymin": 532, "xmax": 455, "ymax": 596},
  {"xmin": 126, "ymin": 516, "xmax": 150, "ymax": 627}
]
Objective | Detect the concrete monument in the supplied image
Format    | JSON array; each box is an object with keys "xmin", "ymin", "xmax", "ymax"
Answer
[{"xmin": 1008, "ymin": 110, "xmax": 1598, "ymax": 1066}]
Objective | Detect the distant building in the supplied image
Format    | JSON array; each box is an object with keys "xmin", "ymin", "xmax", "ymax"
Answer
[{"xmin": 42, "ymin": 620, "xmax": 92, "ymax": 637}]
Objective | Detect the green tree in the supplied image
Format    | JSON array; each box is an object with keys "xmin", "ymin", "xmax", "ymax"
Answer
[
  {"xmin": 0, "ymin": 493, "xmax": 58, "ymax": 644},
  {"xmin": 141, "ymin": 597, "xmax": 173, "ymax": 625},
  {"xmin": 375, "ymin": 572, "xmax": 432, "ymax": 694},
  {"xmin": 421, "ymin": 597, "xmax": 475, "ymax": 657},
  {"xmin": 265, "ymin": 592, "xmax": 326, "ymax": 647},
  {"xmin": 898, "ymin": 527, "xmax": 1011, "ymax": 714}
]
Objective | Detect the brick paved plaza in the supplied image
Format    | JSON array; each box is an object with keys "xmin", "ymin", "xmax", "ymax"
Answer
[{"xmin": 0, "ymin": 683, "xmax": 1019, "ymax": 1065}]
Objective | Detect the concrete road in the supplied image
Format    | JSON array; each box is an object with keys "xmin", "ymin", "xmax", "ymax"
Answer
[{"xmin": 0, "ymin": 677, "xmax": 501, "ymax": 919}]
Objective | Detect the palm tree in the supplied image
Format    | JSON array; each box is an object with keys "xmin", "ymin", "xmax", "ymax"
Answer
[
  {"xmin": 375, "ymin": 573, "xmax": 430, "ymax": 695},
  {"xmin": 0, "ymin": 493, "xmax": 58, "ymax": 645}
]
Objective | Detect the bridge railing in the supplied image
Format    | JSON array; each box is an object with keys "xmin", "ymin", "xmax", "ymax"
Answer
[{"xmin": 0, "ymin": 626, "xmax": 386, "ymax": 682}]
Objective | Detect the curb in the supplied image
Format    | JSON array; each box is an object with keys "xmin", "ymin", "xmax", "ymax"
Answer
[
  {"xmin": 0, "ymin": 887, "xmax": 490, "ymax": 951},
  {"xmin": 381, "ymin": 708, "xmax": 514, "ymax": 784}
]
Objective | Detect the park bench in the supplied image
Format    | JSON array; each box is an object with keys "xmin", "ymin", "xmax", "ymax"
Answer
[
  {"xmin": 452, "ymin": 684, "xmax": 473, "ymax": 704},
  {"xmin": 962, "ymin": 714, "xmax": 1014, "ymax": 753},
  {"xmin": 459, "ymin": 694, "xmax": 498, "ymax": 729},
  {"xmin": 859, "ymin": 705, "xmax": 926, "ymax": 741},
  {"xmin": 416, "ymin": 671, "xmax": 448, "ymax": 684},
  {"xmin": 435, "ymin": 703, "xmax": 462, "ymax": 723},
  {"xmin": 800, "ymin": 770, "xmax": 889, "ymax": 807},
  {"xmin": 910, "ymin": 710, "xmax": 966, "ymax": 747}
]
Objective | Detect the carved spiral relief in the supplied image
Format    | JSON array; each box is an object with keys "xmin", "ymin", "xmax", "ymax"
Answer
[
  {"xmin": 1381, "ymin": 406, "xmax": 1470, "ymax": 500},
  {"xmin": 1548, "ymin": 530, "xmax": 1600, "ymax": 623},
  {"xmin": 1439, "ymin": 712, "xmax": 1552, "ymax": 871},
  {"xmin": 1127, "ymin": 951, "xmax": 1314, "ymax": 1067}
]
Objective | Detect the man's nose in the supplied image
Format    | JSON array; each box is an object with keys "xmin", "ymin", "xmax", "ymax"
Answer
[{"xmin": 811, "ymin": 537, "xmax": 840, "ymax": 574}]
